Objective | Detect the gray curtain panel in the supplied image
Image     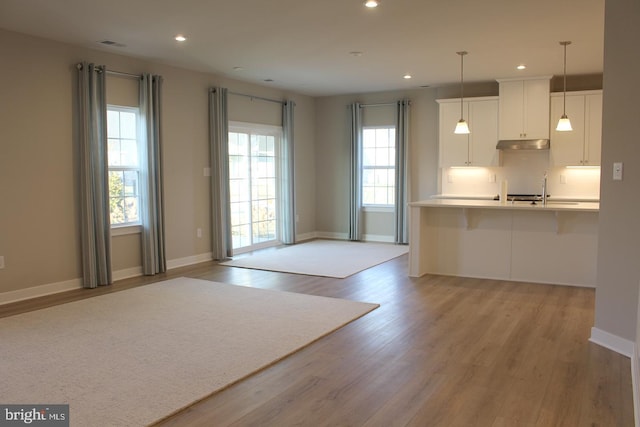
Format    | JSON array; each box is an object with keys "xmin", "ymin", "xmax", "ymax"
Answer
[
  {"xmin": 395, "ymin": 99, "xmax": 410, "ymax": 244},
  {"xmin": 139, "ymin": 74, "xmax": 166, "ymax": 275},
  {"xmin": 348, "ymin": 103, "xmax": 363, "ymax": 241},
  {"xmin": 281, "ymin": 100, "xmax": 296, "ymax": 245},
  {"xmin": 209, "ymin": 87, "xmax": 233, "ymax": 260},
  {"xmin": 77, "ymin": 62, "xmax": 112, "ymax": 288}
]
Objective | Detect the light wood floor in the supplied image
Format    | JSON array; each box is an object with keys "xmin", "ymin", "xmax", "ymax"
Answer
[{"xmin": 1, "ymin": 254, "xmax": 634, "ymax": 426}]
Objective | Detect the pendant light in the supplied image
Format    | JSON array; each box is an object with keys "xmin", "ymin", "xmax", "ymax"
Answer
[
  {"xmin": 556, "ymin": 41, "xmax": 573, "ymax": 131},
  {"xmin": 454, "ymin": 51, "xmax": 470, "ymax": 134}
]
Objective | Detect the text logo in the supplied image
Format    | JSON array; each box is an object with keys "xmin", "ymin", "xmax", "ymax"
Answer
[{"xmin": 0, "ymin": 405, "xmax": 68, "ymax": 426}]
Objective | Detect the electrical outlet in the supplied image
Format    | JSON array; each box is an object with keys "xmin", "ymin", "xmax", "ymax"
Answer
[
  {"xmin": 0, "ymin": 256, "xmax": 5, "ymax": 269},
  {"xmin": 560, "ymin": 174, "xmax": 567, "ymax": 184},
  {"xmin": 203, "ymin": 167, "xmax": 211, "ymax": 177},
  {"xmin": 196, "ymin": 228, "xmax": 202, "ymax": 238},
  {"xmin": 488, "ymin": 174, "xmax": 496, "ymax": 183}
]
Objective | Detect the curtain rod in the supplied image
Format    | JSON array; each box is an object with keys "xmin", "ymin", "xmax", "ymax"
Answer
[
  {"xmin": 360, "ymin": 102, "xmax": 397, "ymax": 107},
  {"xmin": 106, "ymin": 69, "xmax": 142, "ymax": 80},
  {"xmin": 229, "ymin": 91, "xmax": 285, "ymax": 105},
  {"xmin": 76, "ymin": 63, "xmax": 142, "ymax": 79}
]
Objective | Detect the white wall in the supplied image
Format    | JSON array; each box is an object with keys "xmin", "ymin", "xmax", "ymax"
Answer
[
  {"xmin": 0, "ymin": 28, "xmax": 316, "ymax": 295},
  {"xmin": 314, "ymin": 89, "xmax": 439, "ymax": 239},
  {"xmin": 594, "ymin": 0, "xmax": 640, "ymax": 344}
]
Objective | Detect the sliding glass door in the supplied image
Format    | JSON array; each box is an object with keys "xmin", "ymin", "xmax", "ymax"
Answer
[{"xmin": 228, "ymin": 123, "xmax": 281, "ymax": 253}]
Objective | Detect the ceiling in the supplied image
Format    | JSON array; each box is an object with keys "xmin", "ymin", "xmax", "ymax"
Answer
[{"xmin": 0, "ymin": 0, "xmax": 605, "ymax": 96}]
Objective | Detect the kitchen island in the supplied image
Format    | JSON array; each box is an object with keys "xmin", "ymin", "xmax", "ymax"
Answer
[{"xmin": 408, "ymin": 199, "xmax": 599, "ymax": 287}]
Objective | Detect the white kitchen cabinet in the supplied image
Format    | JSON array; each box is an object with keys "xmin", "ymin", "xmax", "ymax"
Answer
[
  {"xmin": 497, "ymin": 77, "xmax": 551, "ymax": 140},
  {"xmin": 438, "ymin": 97, "xmax": 499, "ymax": 167},
  {"xmin": 550, "ymin": 90, "xmax": 602, "ymax": 166}
]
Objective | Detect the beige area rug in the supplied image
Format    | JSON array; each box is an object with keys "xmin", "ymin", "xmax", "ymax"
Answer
[
  {"xmin": 221, "ymin": 239, "xmax": 409, "ymax": 278},
  {"xmin": 0, "ymin": 277, "xmax": 378, "ymax": 426}
]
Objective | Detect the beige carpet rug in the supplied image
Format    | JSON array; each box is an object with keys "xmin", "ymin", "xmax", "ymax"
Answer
[
  {"xmin": 0, "ymin": 277, "xmax": 378, "ymax": 426},
  {"xmin": 221, "ymin": 239, "xmax": 409, "ymax": 278}
]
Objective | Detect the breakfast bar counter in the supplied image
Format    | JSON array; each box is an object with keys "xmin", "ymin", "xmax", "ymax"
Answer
[
  {"xmin": 410, "ymin": 198, "xmax": 599, "ymax": 212},
  {"xmin": 408, "ymin": 199, "xmax": 599, "ymax": 286}
]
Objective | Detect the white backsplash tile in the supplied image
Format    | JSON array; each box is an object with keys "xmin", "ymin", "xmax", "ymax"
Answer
[{"xmin": 440, "ymin": 151, "xmax": 600, "ymax": 200}]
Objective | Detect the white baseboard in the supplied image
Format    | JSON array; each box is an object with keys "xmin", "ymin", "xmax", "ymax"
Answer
[
  {"xmin": 363, "ymin": 234, "xmax": 395, "ymax": 243},
  {"xmin": 0, "ymin": 231, "xmax": 398, "ymax": 306},
  {"xmin": 295, "ymin": 231, "xmax": 318, "ymax": 242},
  {"xmin": 0, "ymin": 278, "xmax": 83, "ymax": 305},
  {"xmin": 316, "ymin": 231, "xmax": 349, "ymax": 240},
  {"xmin": 0, "ymin": 253, "xmax": 215, "ymax": 306},
  {"xmin": 632, "ymin": 343, "xmax": 640, "ymax": 427},
  {"xmin": 589, "ymin": 327, "xmax": 634, "ymax": 358},
  {"xmin": 166, "ymin": 252, "xmax": 213, "ymax": 270},
  {"xmin": 314, "ymin": 231, "xmax": 395, "ymax": 243},
  {"xmin": 112, "ymin": 266, "xmax": 143, "ymax": 281}
]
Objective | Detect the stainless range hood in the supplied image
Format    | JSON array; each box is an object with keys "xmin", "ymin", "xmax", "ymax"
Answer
[{"xmin": 496, "ymin": 139, "xmax": 550, "ymax": 150}]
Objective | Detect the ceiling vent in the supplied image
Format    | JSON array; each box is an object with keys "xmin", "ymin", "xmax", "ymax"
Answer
[{"xmin": 98, "ymin": 40, "xmax": 126, "ymax": 48}]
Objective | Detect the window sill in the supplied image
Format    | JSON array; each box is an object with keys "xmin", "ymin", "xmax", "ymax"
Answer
[
  {"xmin": 363, "ymin": 206, "xmax": 394, "ymax": 213},
  {"xmin": 111, "ymin": 224, "xmax": 142, "ymax": 236}
]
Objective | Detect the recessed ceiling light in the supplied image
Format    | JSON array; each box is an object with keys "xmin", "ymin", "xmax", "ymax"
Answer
[
  {"xmin": 233, "ymin": 66, "xmax": 244, "ymax": 71},
  {"xmin": 364, "ymin": 0, "xmax": 379, "ymax": 8},
  {"xmin": 175, "ymin": 35, "xmax": 187, "ymax": 42},
  {"xmin": 349, "ymin": 51, "xmax": 364, "ymax": 57},
  {"xmin": 264, "ymin": 79, "xmax": 274, "ymax": 82},
  {"xmin": 516, "ymin": 64, "xmax": 526, "ymax": 70},
  {"xmin": 403, "ymin": 74, "xmax": 412, "ymax": 79}
]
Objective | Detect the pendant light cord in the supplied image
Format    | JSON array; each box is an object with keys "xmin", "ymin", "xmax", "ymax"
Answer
[
  {"xmin": 560, "ymin": 41, "xmax": 571, "ymax": 116},
  {"xmin": 457, "ymin": 51, "xmax": 467, "ymax": 119}
]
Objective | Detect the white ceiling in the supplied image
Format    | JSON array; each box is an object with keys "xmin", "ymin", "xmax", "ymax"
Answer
[{"xmin": 0, "ymin": 0, "xmax": 605, "ymax": 96}]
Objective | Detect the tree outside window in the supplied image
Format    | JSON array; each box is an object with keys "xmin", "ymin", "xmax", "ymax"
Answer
[{"xmin": 107, "ymin": 106, "xmax": 141, "ymax": 226}]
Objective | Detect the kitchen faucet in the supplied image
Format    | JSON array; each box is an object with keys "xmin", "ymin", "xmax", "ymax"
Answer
[{"xmin": 541, "ymin": 172, "xmax": 548, "ymax": 205}]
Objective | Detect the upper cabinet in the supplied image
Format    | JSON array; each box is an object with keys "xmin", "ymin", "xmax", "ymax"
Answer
[
  {"xmin": 438, "ymin": 97, "xmax": 499, "ymax": 167},
  {"xmin": 550, "ymin": 90, "xmax": 603, "ymax": 166},
  {"xmin": 497, "ymin": 77, "xmax": 551, "ymax": 140}
]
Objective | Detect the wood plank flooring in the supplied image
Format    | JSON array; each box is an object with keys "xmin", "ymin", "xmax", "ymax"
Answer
[{"xmin": 1, "ymin": 254, "xmax": 634, "ymax": 426}]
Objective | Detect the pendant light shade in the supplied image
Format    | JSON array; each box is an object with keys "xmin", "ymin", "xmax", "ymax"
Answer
[
  {"xmin": 556, "ymin": 41, "xmax": 573, "ymax": 132},
  {"xmin": 556, "ymin": 115, "xmax": 572, "ymax": 131},
  {"xmin": 454, "ymin": 51, "xmax": 470, "ymax": 135},
  {"xmin": 455, "ymin": 119, "xmax": 470, "ymax": 134}
]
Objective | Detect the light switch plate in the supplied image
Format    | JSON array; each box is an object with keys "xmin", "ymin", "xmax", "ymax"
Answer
[
  {"xmin": 0, "ymin": 256, "xmax": 5, "ymax": 269},
  {"xmin": 613, "ymin": 162, "xmax": 623, "ymax": 181}
]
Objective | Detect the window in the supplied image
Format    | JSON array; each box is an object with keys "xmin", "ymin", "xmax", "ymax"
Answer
[
  {"xmin": 107, "ymin": 106, "xmax": 141, "ymax": 227},
  {"xmin": 228, "ymin": 123, "xmax": 281, "ymax": 252},
  {"xmin": 362, "ymin": 126, "xmax": 396, "ymax": 206}
]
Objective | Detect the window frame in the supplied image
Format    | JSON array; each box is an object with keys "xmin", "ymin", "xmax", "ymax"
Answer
[
  {"xmin": 228, "ymin": 121, "xmax": 283, "ymax": 254},
  {"xmin": 361, "ymin": 125, "xmax": 396, "ymax": 209},
  {"xmin": 106, "ymin": 104, "xmax": 142, "ymax": 230}
]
